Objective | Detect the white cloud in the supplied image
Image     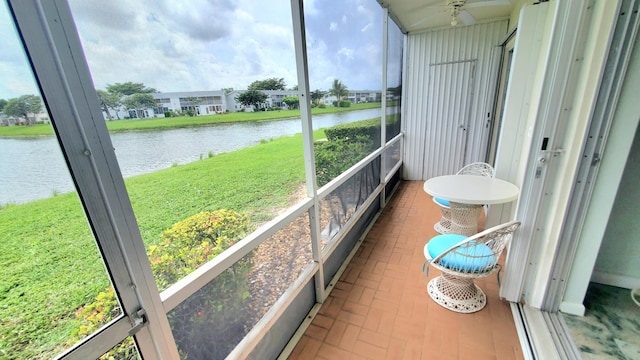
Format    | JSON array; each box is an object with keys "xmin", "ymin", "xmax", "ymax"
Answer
[
  {"xmin": 338, "ymin": 48, "xmax": 355, "ymax": 60},
  {"xmin": 0, "ymin": 0, "xmax": 385, "ymax": 100}
]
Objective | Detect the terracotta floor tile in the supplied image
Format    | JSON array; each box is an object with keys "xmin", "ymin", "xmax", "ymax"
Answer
[
  {"xmin": 359, "ymin": 287, "xmax": 376, "ymax": 306},
  {"xmin": 362, "ymin": 308, "xmax": 383, "ymax": 331},
  {"xmin": 324, "ymin": 320, "xmax": 348, "ymax": 347},
  {"xmin": 391, "ymin": 316, "xmax": 426, "ymax": 342},
  {"xmin": 288, "ymin": 335, "xmax": 309, "ymax": 359},
  {"xmin": 316, "ymin": 343, "xmax": 351, "ymax": 359},
  {"xmin": 352, "ymin": 339, "xmax": 387, "ymax": 359},
  {"xmin": 385, "ymin": 338, "xmax": 406, "ymax": 360},
  {"xmin": 349, "ymin": 354, "xmax": 367, "ymax": 360},
  {"xmin": 359, "ymin": 328, "xmax": 391, "ymax": 349},
  {"xmin": 329, "ymin": 287, "xmax": 350, "ymax": 300},
  {"xmin": 342, "ymin": 300, "xmax": 370, "ymax": 316},
  {"xmin": 354, "ymin": 277, "xmax": 380, "ymax": 290},
  {"xmin": 401, "ymin": 340, "xmax": 423, "ymax": 360},
  {"xmin": 318, "ymin": 296, "xmax": 344, "ymax": 319},
  {"xmin": 305, "ymin": 324, "xmax": 329, "ymax": 342},
  {"xmin": 339, "ymin": 324, "xmax": 361, "ymax": 350},
  {"xmin": 311, "ymin": 314, "xmax": 334, "ymax": 330},
  {"xmin": 377, "ymin": 311, "xmax": 397, "ymax": 336},
  {"xmin": 370, "ymin": 297, "xmax": 400, "ymax": 314},
  {"xmin": 359, "ymin": 270, "xmax": 384, "ymax": 283},
  {"xmin": 291, "ymin": 336, "xmax": 322, "ymax": 359},
  {"xmin": 287, "ymin": 181, "xmax": 522, "ymax": 360},
  {"xmin": 337, "ymin": 309, "xmax": 366, "ymax": 327}
]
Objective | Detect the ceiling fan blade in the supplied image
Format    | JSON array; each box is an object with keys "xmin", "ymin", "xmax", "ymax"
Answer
[
  {"xmin": 410, "ymin": 0, "xmax": 450, "ymax": 12},
  {"xmin": 465, "ymin": 0, "xmax": 512, "ymax": 8},
  {"xmin": 410, "ymin": 9, "xmax": 448, "ymax": 27},
  {"xmin": 458, "ymin": 9, "xmax": 477, "ymax": 25}
]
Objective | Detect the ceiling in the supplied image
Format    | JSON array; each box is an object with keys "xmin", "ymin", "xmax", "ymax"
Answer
[{"xmin": 379, "ymin": 0, "xmax": 515, "ymax": 33}]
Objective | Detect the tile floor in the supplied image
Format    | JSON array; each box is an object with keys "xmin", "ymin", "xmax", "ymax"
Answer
[
  {"xmin": 563, "ymin": 282, "xmax": 640, "ymax": 359},
  {"xmin": 288, "ymin": 181, "xmax": 524, "ymax": 359}
]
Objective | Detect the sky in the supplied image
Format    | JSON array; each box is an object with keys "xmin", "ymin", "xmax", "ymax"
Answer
[{"xmin": 0, "ymin": 0, "xmax": 386, "ymax": 100}]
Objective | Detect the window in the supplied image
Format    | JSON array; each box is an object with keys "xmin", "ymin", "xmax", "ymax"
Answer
[
  {"xmin": 2, "ymin": 0, "xmax": 404, "ymax": 357},
  {"xmin": 67, "ymin": 1, "xmax": 305, "ymax": 357}
]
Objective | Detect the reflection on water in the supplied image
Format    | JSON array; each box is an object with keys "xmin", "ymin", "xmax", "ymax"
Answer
[{"xmin": 0, "ymin": 108, "xmax": 383, "ymax": 205}]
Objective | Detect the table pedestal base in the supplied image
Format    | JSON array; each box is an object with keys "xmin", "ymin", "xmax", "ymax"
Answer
[
  {"xmin": 449, "ymin": 202, "xmax": 483, "ymax": 236},
  {"xmin": 427, "ymin": 273, "xmax": 486, "ymax": 313}
]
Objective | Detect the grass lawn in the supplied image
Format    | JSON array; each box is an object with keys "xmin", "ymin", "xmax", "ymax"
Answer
[
  {"xmin": 0, "ymin": 102, "xmax": 381, "ymax": 137},
  {"xmin": 0, "ymin": 130, "xmax": 326, "ymax": 359}
]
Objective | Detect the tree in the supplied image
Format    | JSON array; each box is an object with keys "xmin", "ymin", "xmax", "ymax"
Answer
[
  {"xmin": 182, "ymin": 97, "xmax": 203, "ymax": 116},
  {"xmin": 387, "ymin": 85, "xmax": 402, "ymax": 99},
  {"xmin": 96, "ymin": 90, "xmax": 122, "ymax": 120},
  {"xmin": 329, "ymin": 79, "xmax": 348, "ymax": 107},
  {"xmin": 247, "ymin": 78, "xmax": 286, "ymax": 91},
  {"xmin": 122, "ymin": 93, "xmax": 156, "ymax": 118},
  {"xmin": 0, "ymin": 98, "xmax": 7, "ymax": 112},
  {"xmin": 106, "ymin": 82, "xmax": 156, "ymax": 96},
  {"xmin": 282, "ymin": 96, "xmax": 299, "ymax": 109},
  {"xmin": 311, "ymin": 89, "xmax": 326, "ymax": 105},
  {"xmin": 235, "ymin": 90, "xmax": 268, "ymax": 111},
  {"xmin": 221, "ymin": 88, "xmax": 234, "ymax": 94},
  {"xmin": 3, "ymin": 95, "xmax": 43, "ymax": 125}
]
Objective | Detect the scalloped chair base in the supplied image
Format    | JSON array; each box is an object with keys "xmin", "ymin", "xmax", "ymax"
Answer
[
  {"xmin": 434, "ymin": 218, "xmax": 451, "ymax": 234},
  {"xmin": 427, "ymin": 274, "xmax": 487, "ymax": 313}
]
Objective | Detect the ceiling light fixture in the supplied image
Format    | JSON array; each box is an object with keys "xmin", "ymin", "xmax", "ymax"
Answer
[{"xmin": 450, "ymin": 6, "xmax": 460, "ymax": 26}]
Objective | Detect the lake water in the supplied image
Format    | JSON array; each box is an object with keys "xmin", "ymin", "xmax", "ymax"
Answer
[{"xmin": 0, "ymin": 108, "xmax": 384, "ymax": 205}]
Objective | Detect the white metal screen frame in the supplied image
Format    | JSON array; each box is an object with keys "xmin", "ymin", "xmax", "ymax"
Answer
[
  {"xmin": 6, "ymin": 0, "xmax": 406, "ymax": 358},
  {"xmin": 7, "ymin": 0, "xmax": 179, "ymax": 358}
]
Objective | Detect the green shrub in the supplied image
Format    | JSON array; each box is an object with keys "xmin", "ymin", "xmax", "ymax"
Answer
[
  {"xmin": 385, "ymin": 113, "xmax": 401, "ymax": 140},
  {"xmin": 159, "ymin": 210, "xmax": 254, "ymax": 359},
  {"xmin": 71, "ymin": 209, "xmax": 253, "ymax": 359},
  {"xmin": 315, "ymin": 135, "xmax": 374, "ymax": 187},
  {"xmin": 318, "ymin": 103, "xmax": 326, "ymax": 108},
  {"xmin": 338, "ymin": 100, "xmax": 351, "ymax": 107},
  {"xmin": 149, "ymin": 209, "xmax": 251, "ymax": 290},
  {"xmin": 69, "ymin": 287, "xmax": 136, "ymax": 359},
  {"xmin": 325, "ymin": 118, "xmax": 379, "ymax": 146},
  {"xmin": 325, "ymin": 115, "xmax": 401, "ymax": 147}
]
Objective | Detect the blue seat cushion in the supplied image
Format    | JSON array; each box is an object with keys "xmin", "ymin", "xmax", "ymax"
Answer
[
  {"xmin": 434, "ymin": 197, "xmax": 450, "ymax": 206},
  {"xmin": 427, "ymin": 234, "xmax": 496, "ymax": 272}
]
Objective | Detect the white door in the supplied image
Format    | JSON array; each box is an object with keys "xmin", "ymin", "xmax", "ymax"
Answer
[{"xmin": 422, "ymin": 60, "xmax": 476, "ymax": 179}]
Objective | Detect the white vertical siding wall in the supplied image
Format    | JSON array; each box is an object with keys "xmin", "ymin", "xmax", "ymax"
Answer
[{"xmin": 403, "ymin": 20, "xmax": 509, "ymax": 180}]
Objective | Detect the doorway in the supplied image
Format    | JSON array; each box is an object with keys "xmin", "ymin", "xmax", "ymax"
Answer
[{"xmin": 422, "ymin": 60, "xmax": 476, "ymax": 179}]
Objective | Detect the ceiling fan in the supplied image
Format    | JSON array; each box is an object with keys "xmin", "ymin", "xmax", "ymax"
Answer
[{"xmin": 411, "ymin": 0, "xmax": 511, "ymax": 28}]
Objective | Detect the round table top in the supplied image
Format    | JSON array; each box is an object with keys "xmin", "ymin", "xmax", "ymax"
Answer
[{"xmin": 423, "ymin": 175, "xmax": 520, "ymax": 205}]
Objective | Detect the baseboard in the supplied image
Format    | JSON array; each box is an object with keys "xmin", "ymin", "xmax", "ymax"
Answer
[
  {"xmin": 559, "ymin": 301, "xmax": 586, "ymax": 316},
  {"xmin": 591, "ymin": 270, "xmax": 640, "ymax": 289}
]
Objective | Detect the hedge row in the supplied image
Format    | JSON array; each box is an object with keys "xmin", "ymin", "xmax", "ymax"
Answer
[{"xmin": 324, "ymin": 115, "xmax": 400, "ymax": 149}]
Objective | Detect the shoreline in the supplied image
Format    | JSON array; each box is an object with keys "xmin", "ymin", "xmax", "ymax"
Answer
[{"xmin": 0, "ymin": 103, "xmax": 383, "ymax": 138}]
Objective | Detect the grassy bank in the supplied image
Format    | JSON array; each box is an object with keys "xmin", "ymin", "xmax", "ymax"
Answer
[
  {"xmin": 0, "ymin": 102, "xmax": 381, "ymax": 137},
  {"xmin": 0, "ymin": 130, "xmax": 326, "ymax": 359}
]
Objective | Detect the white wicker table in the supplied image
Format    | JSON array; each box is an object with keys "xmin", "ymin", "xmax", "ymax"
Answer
[
  {"xmin": 423, "ymin": 176, "xmax": 520, "ymax": 312},
  {"xmin": 423, "ymin": 175, "xmax": 520, "ymax": 236}
]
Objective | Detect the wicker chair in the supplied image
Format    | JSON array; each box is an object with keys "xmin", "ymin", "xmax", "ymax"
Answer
[
  {"xmin": 433, "ymin": 162, "xmax": 494, "ymax": 234},
  {"xmin": 423, "ymin": 220, "xmax": 521, "ymax": 313}
]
